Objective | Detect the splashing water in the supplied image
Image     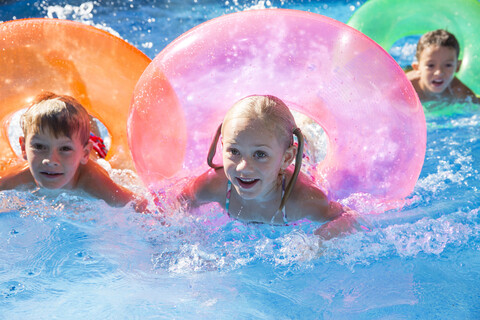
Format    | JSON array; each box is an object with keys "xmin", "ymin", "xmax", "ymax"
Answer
[{"xmin": 1, "ymin": 0, "xmax": 479, "ymax": 318}]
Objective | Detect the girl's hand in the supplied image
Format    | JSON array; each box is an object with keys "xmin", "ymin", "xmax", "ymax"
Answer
[{"xmin": 314, "ymin": 208, "xmax": 360, "ymax": 240}]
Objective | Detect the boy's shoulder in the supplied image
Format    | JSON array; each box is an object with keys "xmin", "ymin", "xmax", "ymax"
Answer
[
  {"xmin": 405, "ymin": 70, "xmax": 419, "ymax": 81},
  {"xmin": 450, "ymin": 77, "xmax": 479, "ymax": 102},
  {"xmin": 0, "ymin": 162, "xmax": 35, "ymax": 190},
  {"xmin": 406, "ymin": 71, "xmax": 422, "ymax": 93}
]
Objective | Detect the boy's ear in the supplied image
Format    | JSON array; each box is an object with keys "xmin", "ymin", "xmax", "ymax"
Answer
[
  {"xmin": 281, "ymin": 145, "xmax": 297, "ymax": 170},
  {"xmin": 411, "ymin": 61, "xmax": 419, "ymax": 71},
  {"xmin": 81, "ymin": 140, "xmax": 93, "ymax": 165},
  {"xmin": 19, "ymin": 137, "xmax": 27, "ymax": 160},
  {"xmin": 456, "ymin": 60, "xmax": 462, "ymax": 73}
]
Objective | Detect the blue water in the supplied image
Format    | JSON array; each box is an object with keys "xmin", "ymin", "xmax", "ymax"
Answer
[{"xmin": 1, "ymin": 1, "xmax": 480, "ymax": 319}]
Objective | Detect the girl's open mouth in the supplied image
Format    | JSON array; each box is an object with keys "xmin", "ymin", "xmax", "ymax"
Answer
[{"xmin": 236, "ymin": 177, "xmax": 259, "ymax": 189}]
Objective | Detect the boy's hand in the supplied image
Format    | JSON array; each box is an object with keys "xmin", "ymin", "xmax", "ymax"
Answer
[{"xmin": 132, "ymin": 197, "xmax": 150, "ymax": 213}]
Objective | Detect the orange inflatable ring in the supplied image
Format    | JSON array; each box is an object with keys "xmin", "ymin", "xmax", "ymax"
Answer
[{"xmin": 0, "ymin": 18, "xmax": 151, "ymax": 171}]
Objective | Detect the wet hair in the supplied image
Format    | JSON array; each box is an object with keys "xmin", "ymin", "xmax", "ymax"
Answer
[
  {"xmin": 416, "ymin": 29, "xmax": 460, "ymax": 60},
  {"xmin": 207, "ymin": 95, "xmax": 304, "ymax": 214},
  {"xmin": 20, "ymin": 92, "xmax": 91, "ymax": 146}
]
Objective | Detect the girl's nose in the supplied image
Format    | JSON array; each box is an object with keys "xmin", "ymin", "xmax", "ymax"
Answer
[{"xmin": 236, "ymin": 158, "xmax": 253, "ymax": 172}]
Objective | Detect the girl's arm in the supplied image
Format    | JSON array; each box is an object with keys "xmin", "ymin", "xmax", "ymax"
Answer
[
  {"xmin": 313, "ymin": 202, "xmax": 360, "ymax": 240},
  {"xmin": 290, "ymin": 177, "xmax": 362, "ymax": 240}
]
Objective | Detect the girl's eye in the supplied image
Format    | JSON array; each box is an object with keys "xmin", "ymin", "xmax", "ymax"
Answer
[
  {"xmin": 228, "ymin": 148, "xmax": 240, "ymax": 156},
  {"xmin": 254, "ymin": 151, "xmax": 267, "ymax": 159},
  {"xmin": 445, "ymin": 63, "xmax": 453, "ymax": 68},
  {"xmin": 427, "ymin": 64, "xmax": 434, "ymax": 68}
]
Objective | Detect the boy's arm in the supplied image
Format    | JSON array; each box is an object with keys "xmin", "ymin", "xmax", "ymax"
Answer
[
  {"xmin": 0, "ymin": 162, "xmax": 35, "ymax": 190},
  {"xmin": 79, "ymin": 160, "xmax": 146, "ymax": 211}
]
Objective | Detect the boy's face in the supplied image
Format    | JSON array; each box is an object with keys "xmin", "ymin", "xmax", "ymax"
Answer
[
  {"xmin": 413, "ymin": 45, "xmax": 460, "ymax": 95},
  {"xmin": 20, "ymin": 128, "xmax": 91, "ymax": 189}
]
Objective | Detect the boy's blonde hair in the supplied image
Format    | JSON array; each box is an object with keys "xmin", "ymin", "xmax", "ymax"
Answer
[
  {"xmin": 207, "ymin": 95, "xmax": 304, "ymax": 215},
  {"xmin": 20, "ymin": 92, "xmax": 91, "ymax": 146},
  {"xmin": 416, "ymin": 29, "xmax": 460, "ymax": 60}
]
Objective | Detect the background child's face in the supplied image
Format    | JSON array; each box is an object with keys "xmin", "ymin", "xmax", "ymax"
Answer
[
  {"xmin": 20, "ymin": 128, "xmax": 90, "ymax": 189},
  {"xmin": 413, "ymin": 45, "xmax": 459, "ymax": 95},
  {"xmin": 221, "ymin": 116, "xmax": 294, "ymax": 201}
]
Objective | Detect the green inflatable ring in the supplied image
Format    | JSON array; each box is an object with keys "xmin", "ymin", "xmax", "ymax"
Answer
[{"xmin": 348, "ymin": 0, "xmax": 480, "ymax": 95}]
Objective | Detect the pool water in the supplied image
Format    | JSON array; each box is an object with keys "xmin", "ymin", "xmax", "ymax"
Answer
[{"xmin": 1, "ymin": 1, "xmax": 480, "ymax": 319}]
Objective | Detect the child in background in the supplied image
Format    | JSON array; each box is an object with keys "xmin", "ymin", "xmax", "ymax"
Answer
[
  {"xmin": 0, "ymin": 92, "xmax": 145, "ymax": 210},
  {"xmin": 181, "ymin": 95, "xmax": 358, "ymax": 240},
  {"xmin": 407, "ymin": 29, "xmax": 478, "ymax": 103}
]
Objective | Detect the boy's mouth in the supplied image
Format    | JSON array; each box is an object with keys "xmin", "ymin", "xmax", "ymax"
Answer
[
  {"xmin": 432, "ymin": 79, "xmax": 444, "ymax": 87},
  {"xmin": 40, "ymin": 171, "xmax": 63, "ymax": 178},
  {"xmin": 236, "ymin": 177, "xmax": 259, "ymax": 189}
]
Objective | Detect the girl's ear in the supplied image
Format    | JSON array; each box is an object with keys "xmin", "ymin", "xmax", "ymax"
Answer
[
  {"xmin": 281, "ymin": 145, "xmax": 297, "ymax": 170},
  {"xmin": 81, "ymin": 140, "xmax": 93, "ymax": 165},
  {"xmin": 19, "ymin": 136, "xmax": 27, "ymax": 160}
]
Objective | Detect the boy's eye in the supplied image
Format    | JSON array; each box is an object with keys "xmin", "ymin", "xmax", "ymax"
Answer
[
  {"xmin": 254, "ymin": 151, "xmax": 267, "ymax": 159},
  {"xmin": 32, "ymin": 143, "xmax": 46, "ymax": 150},
  {"xmin": 60, "ymin": 146, "xmax": 73, "ymax": 152}
]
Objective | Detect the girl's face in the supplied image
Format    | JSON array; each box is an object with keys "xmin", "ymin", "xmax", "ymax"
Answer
[{"xmin": 222, "ymin": 116, "xmax": 295, "ymax": 201}]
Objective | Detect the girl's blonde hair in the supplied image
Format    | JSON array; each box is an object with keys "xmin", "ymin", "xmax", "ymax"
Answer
[
  {"xmin": 20, "ymin": 92, "xmax": 91, "ymax": 146},
  {"xmin": 207, "ymin": 95, "xmax": 304, "ymax": 213}
]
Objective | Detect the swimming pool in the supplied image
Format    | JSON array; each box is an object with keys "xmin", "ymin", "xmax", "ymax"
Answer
[{"xmin": 1, "ymin": 1, "xmax": 479, "ymax": 319}]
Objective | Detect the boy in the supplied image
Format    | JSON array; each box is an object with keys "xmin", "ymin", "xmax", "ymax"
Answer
[
  {"xmin": 406, "ymin": 29, "xmax": 478, "ymax": 103},
  {"xmin": 0, "ymin": 92, "xmax": 145, "ymax": 210}
]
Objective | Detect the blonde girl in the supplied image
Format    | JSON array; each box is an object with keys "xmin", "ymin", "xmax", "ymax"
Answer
[{"xmin": 182, "ymin": 95, "xmax": 357, "ymax": 238}]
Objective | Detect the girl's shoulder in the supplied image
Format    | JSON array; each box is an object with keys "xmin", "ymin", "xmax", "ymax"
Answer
[
  {"xmin": 187, "ymin": 168, "xmax": 229, "ymax": 206},
  {"xmin": 286, "ymin": 170, "xmax": 330, "ymax": 222}
]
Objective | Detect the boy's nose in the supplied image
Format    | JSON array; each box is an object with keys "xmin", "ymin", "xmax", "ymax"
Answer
[{"xmin": 42, "ymin": 151, "xmax": 60, "ymax": 166}]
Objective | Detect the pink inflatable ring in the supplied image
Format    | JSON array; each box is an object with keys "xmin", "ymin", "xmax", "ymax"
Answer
[{"xmin": 128, "ymin": 9, "xmax": 426, "ymax": 202}]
